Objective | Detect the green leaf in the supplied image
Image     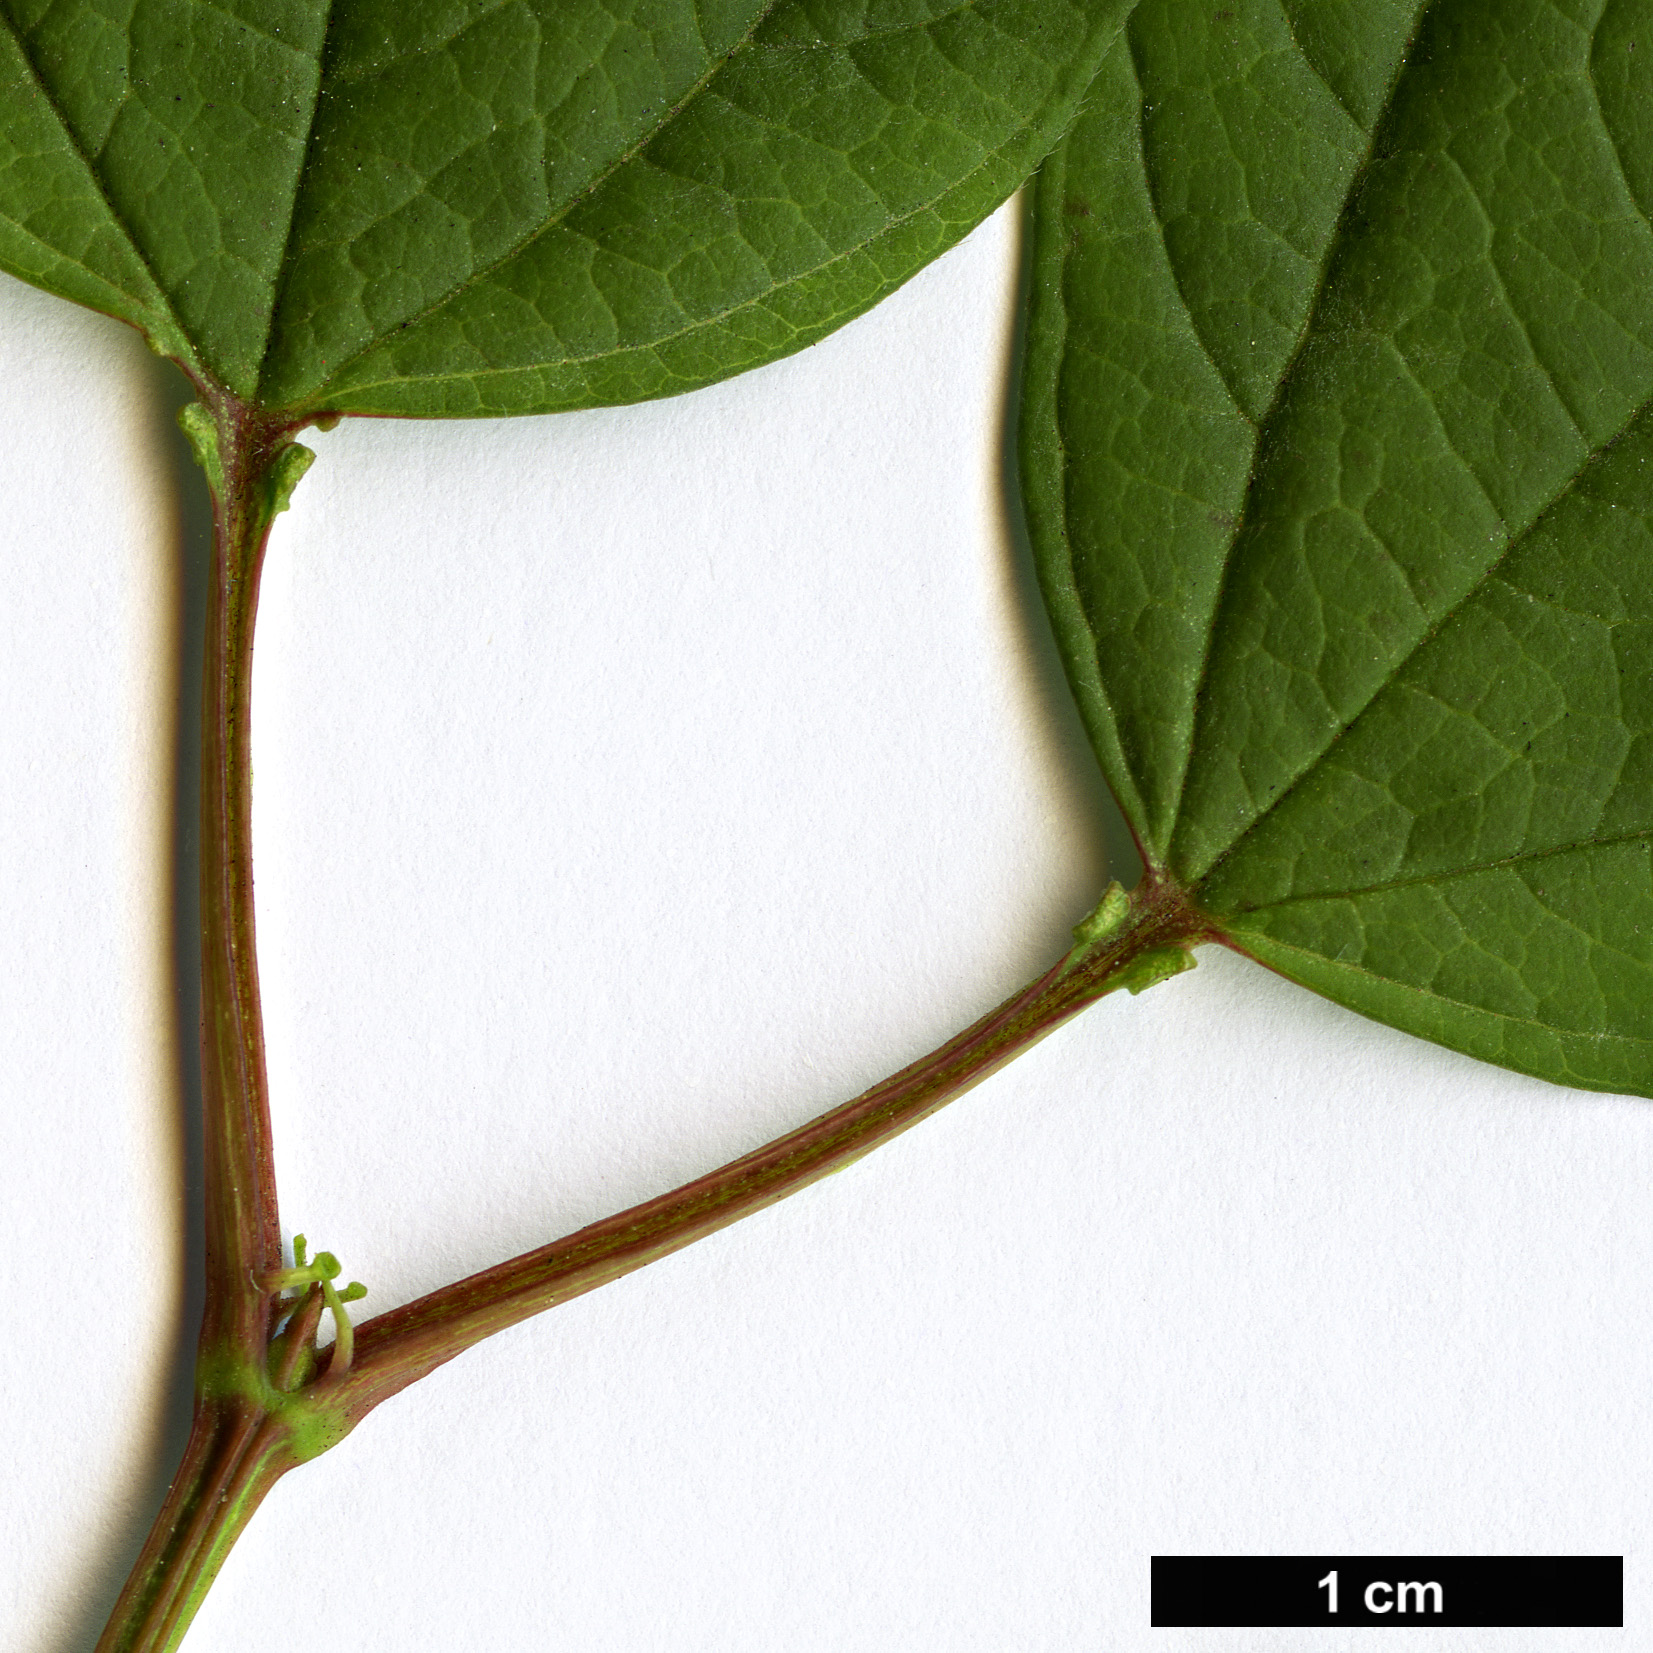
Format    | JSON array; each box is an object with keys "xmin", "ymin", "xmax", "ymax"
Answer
[
  {"xmin": 1021, "ymin": 0, "xmax": 1653, "ymax": 1096},
  {"xmin": 0, "ymin": 0, "xmax": 1131, "ymax": 416}
]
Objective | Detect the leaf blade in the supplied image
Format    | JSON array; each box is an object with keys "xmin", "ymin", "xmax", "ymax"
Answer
[
  {"xmin": 1021, "ymin": 0, "xmax": 1653, "ymax": 1095},
  {"xmin": 284, "ymin": 0, "xmax": 1131, "ymax": 415},
  {"xmin": 0, "ymin": 11, "xmax": 197, "ymax": 366},
  {"xmin": 1020, "ymin": 0, "xmax": 1421, "ymax": 865},
  {"xmin": 1224, "ymin": 837, "xmax": 1653, "ymax": 1096},
  {"xmin": 1198, "ymin": 408, "xmax": 1653, "ymax": 915},
  {"xmin": 0, "ymin": 0, "xmax": 1127, "ymax": 412},
  {"xmin": 2, "ymin": 0, "xmax": 332, "ymax": 393},
  {"xmin": 1172, "ymin": 0, "xmax": 1653, "ymax": 884}
]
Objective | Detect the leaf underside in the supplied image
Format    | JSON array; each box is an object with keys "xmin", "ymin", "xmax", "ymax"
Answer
[
  {"xmin": 0, "ymin": 0, "xmax": 1131, "ymax": 416},
  {"xmin": 1021, "ymin": 0, "xmax": 1653, "ymax": 1097}
]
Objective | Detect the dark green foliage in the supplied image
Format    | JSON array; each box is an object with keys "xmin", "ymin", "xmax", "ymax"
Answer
[
  {"xmin": 1021, "ymin": 0, "xmax": 1653, "ymax": 1095},
  {"xmin": 0, "ymin": 0, "xmax": 1130, "ymax": 414}
]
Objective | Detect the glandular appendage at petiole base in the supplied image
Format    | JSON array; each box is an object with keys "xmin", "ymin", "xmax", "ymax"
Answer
[
  {"xmin": 261, "ymin": 1234, "xmax": 367, "ymax": 1379},
  {"xmin": 1072, "ymin": 881, "xmax": 1131, "ymax": 947}
]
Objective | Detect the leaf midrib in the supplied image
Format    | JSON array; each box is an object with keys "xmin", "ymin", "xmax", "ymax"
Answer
[
  {"xmin": 1152, "ymin": 0, "xmax": 1437, "ymax": 861},
  {"xmin": 1192, "ymin": 374, "xmax": 1653, "ymax": 905},
  {"xmin": 252, "ymin": 0, "xmax": 340, "ymax": 392}
]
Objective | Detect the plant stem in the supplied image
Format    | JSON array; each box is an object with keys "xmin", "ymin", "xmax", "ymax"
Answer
[
  {"xmin": 195, "ymin": 394, "xmax": 289, "ymax": 1368},
  {"xmin": 94, "ymin": 394, "xmax": 307, "ymax": 1653},
  {"xmin": 95, "ymin": 392, "xmax": 1210, "ymax": 1650},
  {"xmin": 330, "ymin": 877, "xmax": 1211, "ymax": 1425},
  {"xmin": 91, "ymin": 1403, "xmax": 291, "ymax": 1653}
]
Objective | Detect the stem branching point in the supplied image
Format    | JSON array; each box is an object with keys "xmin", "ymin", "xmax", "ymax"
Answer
[{"xmin": 95, "ymin": 392, "xmax": 1212, "ymax": 1653}]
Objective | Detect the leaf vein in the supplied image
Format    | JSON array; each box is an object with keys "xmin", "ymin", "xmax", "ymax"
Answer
[
  {"xmin": 1588, "ymin": 2, "xmax": 1653, "ymax": 236},
  {"xmin": 295, "ymin": 0, "xmax": 925, "ymax": 406},
  {"xmin": 189, "ymin": 0, "xmax": 319, "ymax": 59},
  {"xmin": 1121, "ymin": 18, "xmax": 1251, "ymax": 424},
  {"xmin": 0, "ymin": 9, "xmax": 193, "ymax": 361},
  {"xmin": 1198, "ymin": 377, "xmax": 1653, "ymax": 889},
  {"xmin": 1219, "ymin": 826, "xmax": 1653, "ymax": 914},
  {"xmin": 307, "ymin": 75, "xmax": 1023, "ymax": 403},
  {"xmin": 1436, "ymin": 145, "xmax": 1591, "ymax": 449},
  {"xmin": 1382, "ymin": 336, "xmax": 1507, "ymax": 525},
  {"xmin": 1223, "ymin": 931, "xmax": 1653, "ymax": 1054},
  {"xmin": 323, "ymin": 0, "xmax": 525, "ymax": 87},
  {"xmin": 752, "ymin": 0, "xmax": 984, "ymax": 49},
  {"xmin": 1166, "ymin": 0, "xmax": 1440, "ymax": 855},
  {"xmin": 1275, "ymin": 0, "xmax": 1360, "ymax": 128}
]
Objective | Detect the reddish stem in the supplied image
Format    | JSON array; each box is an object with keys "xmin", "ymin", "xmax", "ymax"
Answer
[
  {"xmin": 327, "ymin": 878, "xmax": 1211, "ymax": 1427},
  {"xmin": 93, "ymin": 388, "xmax": 1211, "ymax": 1652},
  {"xmin": 195, "ymin": 392, "xmax": 293, "ymax": 1368},
  {"xmin": 94, "ymin": 395, "xmax": 306, "ymax": 1653}
]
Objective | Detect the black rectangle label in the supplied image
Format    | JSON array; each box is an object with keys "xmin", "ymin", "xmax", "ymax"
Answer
[{"xmin": 1150, "ymin": 1556, "xmax": 1622, "ymax": 1628}]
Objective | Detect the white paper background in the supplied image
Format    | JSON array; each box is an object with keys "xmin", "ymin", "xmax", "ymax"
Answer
[{"xmin": 2, "ymin": 201, "xmax": 1647, "ymax": 1651}]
